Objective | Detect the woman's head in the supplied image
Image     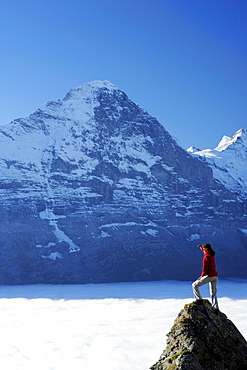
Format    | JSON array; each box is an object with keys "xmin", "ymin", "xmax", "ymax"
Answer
[{"xmin": 201, "ymin": 243, "xmax": 215, "ymax": 256}]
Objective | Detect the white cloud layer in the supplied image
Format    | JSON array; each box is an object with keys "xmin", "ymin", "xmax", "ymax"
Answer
[{"xmin": 0, "ymin": 280, "xmax": 246, "ymax": 370}]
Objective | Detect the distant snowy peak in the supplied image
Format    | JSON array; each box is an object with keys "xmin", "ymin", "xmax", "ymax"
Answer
[
  {"xmin": 214, "ymin": 135, "xmax": 232, "ymax": 151},
  {"xmin": 187, "ymin": 146, "xmax": 201, "ymax": 153},
  {"xmin": 188, "ymin": 128, "xmax": 247, "ymax": 157},
  {"xmin": 188, "ymin": 128, "xmax": 247, "ymax": 198},
  {"xmin": 215, "ymin": 128, "xmax": 247, "ymax": 152}
]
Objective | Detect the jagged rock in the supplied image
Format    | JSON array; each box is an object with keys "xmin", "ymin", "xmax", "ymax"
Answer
[{"xmin": 150, "ymin": 299, "xmax": 247, "ymax": 370}]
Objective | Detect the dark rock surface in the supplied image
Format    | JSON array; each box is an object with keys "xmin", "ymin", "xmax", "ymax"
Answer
[{"xmin": 150, "ymin": 299, "xmax": 247, "ymax": 370}]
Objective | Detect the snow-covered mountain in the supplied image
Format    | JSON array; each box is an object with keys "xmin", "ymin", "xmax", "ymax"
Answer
[
  {"xmin": 188, "ymin": 129, "xmax": 247, "ymax": 199},
  {"xmin": 0, "ymin": 80, "xmax": 247, "ymax": 284}
]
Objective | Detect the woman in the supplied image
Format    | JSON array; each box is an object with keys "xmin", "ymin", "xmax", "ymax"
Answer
[{"xmin": 192, "ymin": 243, "xmax": 219, "ymax": 310}]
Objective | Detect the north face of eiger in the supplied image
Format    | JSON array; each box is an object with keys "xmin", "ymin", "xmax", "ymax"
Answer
[{"xmin": 0, "ymin": 80, "xmax": 246, "ymax": 284}]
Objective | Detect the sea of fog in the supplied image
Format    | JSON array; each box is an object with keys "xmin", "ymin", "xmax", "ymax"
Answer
[{"xmin": 0, "ymin": 279, "xmax": 246, "ymax": 370}]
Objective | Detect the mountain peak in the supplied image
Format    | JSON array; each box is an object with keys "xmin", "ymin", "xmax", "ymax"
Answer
[
  {"xmin": 0, "ymin": 83, "xmax": 247, "ymax": 284},
  {"xmin": 63, "ymin": 80, "xmax": 119, "ymax": 102},
  {"xmin": 188, "ymin": 128, "xmax": 247, "ymax": 198},
  {"xmin": 215, "ymin": 128, "xmax": 247, "ymax": 152}
]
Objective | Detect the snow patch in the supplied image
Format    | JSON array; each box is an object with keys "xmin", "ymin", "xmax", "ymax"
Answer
[
  {"xmin": 40, "ymin": 209, "xmax": 80, "ymax": 253},
  {"xmin": 101, "ymin": 222, "xmax": 139, "ymax": 229},
  {"xmin": 146, "ymin": 229, "xmax": 158, "ymax": 237},
  {"xmin": 239, "ymin": 229, "xmax": 247, "ymax": 235},
  {"xmin": 101, "ymin": 231, "xmax": 110, "ymax": 238},
  {"xmin": 36, "ymin": 242, "xmax": 56, "ymax": 249},
  {"xmin": 41, "ymin": 252, "xmax": 64, "ymax": 260},
  {"xmin": 187, "ymin": 234, "xmax": 201, "ymax": 241}
]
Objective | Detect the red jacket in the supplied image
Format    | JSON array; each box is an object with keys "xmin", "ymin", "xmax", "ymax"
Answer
[{"xmin": 200, "ymin": 253, "xmax": 218, "ymax": 277}]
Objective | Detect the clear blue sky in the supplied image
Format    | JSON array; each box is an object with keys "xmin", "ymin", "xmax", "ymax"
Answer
[{"xmin": 0, "ymin": 0, "xmax": 246, "ymax": 149}]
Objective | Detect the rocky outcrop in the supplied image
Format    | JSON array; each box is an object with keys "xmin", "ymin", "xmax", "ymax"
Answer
[{"xmin": 150, "ymin": 299, "xmax": 247, "ymax": 370}]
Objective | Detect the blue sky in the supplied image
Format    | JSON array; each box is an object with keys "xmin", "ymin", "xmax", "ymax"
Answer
[{"xmin": 0, "ymin": 0, "xmax": 246, "ymax": 149}]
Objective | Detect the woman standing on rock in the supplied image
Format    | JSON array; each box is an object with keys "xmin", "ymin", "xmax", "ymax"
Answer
[{"xmin": 192, "ymin": 243, "xmax": 219, "ymax": 310}]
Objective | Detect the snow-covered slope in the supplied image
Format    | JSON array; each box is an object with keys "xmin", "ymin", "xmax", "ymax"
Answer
[
  {"xmin": 0, "ymin": 81, "xmax": 247, "ymax": 284},
  {"xmin": 188, "ymin": 129, "xmax": 247, "ymax": 199}
]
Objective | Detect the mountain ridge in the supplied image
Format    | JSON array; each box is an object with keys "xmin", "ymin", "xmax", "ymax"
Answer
[{"xmin": 188, "ymin": 128, "xmax": 247, "ymax": 199}]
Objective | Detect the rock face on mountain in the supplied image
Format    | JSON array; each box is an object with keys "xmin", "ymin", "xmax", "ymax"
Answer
[
  {"xmin": 150, "ymin": 299, "xmax": 247, "ymax": 370},
  {"xmin": 0, "ymin": 80, "xmax": 247, "ymax": 284}
]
